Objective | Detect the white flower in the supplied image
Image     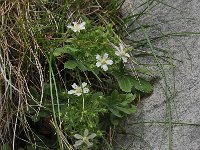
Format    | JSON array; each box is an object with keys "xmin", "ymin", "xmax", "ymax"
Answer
[
  {"xmin": 73, "ymin": 129, "xmax": 96, "ymax": 148},
  {"xmin": 68, "ymin": 82, "xmax": 89, "ymax": 96},
  {"xmin": 67, "ymin": 21, "xmax": 86, "ymax": 32},
  {"xmin": 112, "ymin": 43, "xmax": 130, "ymax": 63},
  {"xmin": 96, "ymin": 53, "xmax": 113, "ymax": 71}
]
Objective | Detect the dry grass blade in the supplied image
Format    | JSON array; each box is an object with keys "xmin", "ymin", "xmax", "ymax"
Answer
[{"xmin": 0, "ymin": 0, "xmax": 46, "ymax": 148}]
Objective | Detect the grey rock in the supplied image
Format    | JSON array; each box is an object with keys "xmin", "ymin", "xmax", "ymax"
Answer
[{"xmin": 114, "ymin": 0, "xmax": 200, "ymax": 150}]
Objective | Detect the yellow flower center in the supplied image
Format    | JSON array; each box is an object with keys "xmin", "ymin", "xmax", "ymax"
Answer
[
  {"xmin": 74, "ymin": 24, "xmax": 81, "ymax": 30},
  {"xmin": 83, "ymin": 137, "xmax": 88, "ymax": 143},
  {"xmin": 75, "ymin": 86, "xmax": 82, "ymax": 93},
  {"xmin": 100, "ymin": 58, "xmax": 106, "ymax": 64},
  {"xmin": 120, "ymin": 50, "xmax": 126, "ymax": 56}
]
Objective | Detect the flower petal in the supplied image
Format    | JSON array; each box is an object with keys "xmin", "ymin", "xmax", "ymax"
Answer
[
  {"xmin": 84, "ymin": 129, "xmax": 89, "ymax": 137},
  {"xmin": 84, "ymin": 138, "xmax": 89, "ymax": 144},
  {"xmin": 106, "ymin": 60, "xmax": 113, "ymax": 65},
  {"xmin": 80, "ymin": 22, "xmax": 86, "ymax": 29},
  {"xmin": 86, "ymin": 141, "xmax": 93, "ymax": 148},
  {"xmin": 96, "ymin": 54, "xmax": 101, "ymax": 60},
  {"xmin": 103, "ymin": 53, "xmax": 109, "ymax": 59},
  {"xmin": 83, "ymin": 88, "xmax": 89, "ymax": 94},
  {"xmin": 122, "ymin": 57, "xmax": 128, "ymax": 63},
  {"xmin": 119, "ymin": 43, "xmax": 125, "ymax": 50},
  {"xmin": 125, "ymin": 53, "xmax": 130, "ymax": 57},
  {"xmin": 96, "ymin": 62, "xmax": 101, "ymax": 67},
  {"xmin": 81, "ymin": 22, "xmax": 86, "ymax": 26},
  {"xmin": 67, "ymin": 25, "xmax": 73, "ymax": 29},
  {"xmin": 72, "ymin": 83, "xmax": 78, "ymax": 89},
  {"xmin": 73, "ymin": 140, "xmax": 83, "ymax": 148},
  {"xmin": 88, "ymin": 133, "xmax": 96, "ymax": 139},
  {"xmin": 75, "ymin": 92, "xmax": 82, "ymax": 96},
  {"xmin": 72, "ymin": 22, "xmax": 78, "ymax": 25},
  {"xmin": 68, "ymin": 90, "xmax": 75, "ymax": 95},
  {"xmin": 73, "ymin": 29, "xmax": 78, "ymax": 32},
  {"xmin": 74, "ymin": 134, "xmax": 83, "ymax": 139},
  {"xmin": 102, "ymin": 64, "xmax": 108, "ymax": 71},
  {"xmin": 115, "ymin": 51, "xmax": 120, "ymax": 56},
  {"xmin": 81, "ymin": 82, "xmax": 87, "ymax": 88}
]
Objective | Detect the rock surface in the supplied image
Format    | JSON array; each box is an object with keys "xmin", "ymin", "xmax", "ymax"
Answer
[{"xmin": 115, "ymin": 0, "xmax": 200, "ymax": 150}]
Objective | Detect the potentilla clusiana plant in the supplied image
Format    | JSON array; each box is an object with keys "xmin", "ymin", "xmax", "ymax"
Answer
[{"xmin": 50, "ymin": 17, "xmax": 153, "ymax": 149}]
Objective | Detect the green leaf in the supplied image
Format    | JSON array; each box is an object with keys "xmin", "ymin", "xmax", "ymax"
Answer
[
  {"xmin": 120, "ymin": 94, "xmax": 136, "ymax": 106},
  {"xmin": 109, "ymin": 108, "xmax": 122, "ymax": 117},
  {"xmin": 110, "ymin": 114, "xmax": 120, "ymax": 126},
  {"xmin": 53, "ymin": 46, "xmax": 79, "ymax": 56},
  {"xmin": 91, "ymin": 92, "xmax": 103, "ymax": 100},
  {"xmin": 115, "ymin": 106, "xmax": 132, "ymax": 114},
  {"xmin": 117, "ymin": 76, "xmax": 133, "ymax": 92},
  {"xmin": 125, "ymin": 93, "xmax": 136, "ymax": 103},
  {"xmin": 129, "ymin": 105, "xmax": 137, "ymax": 113},
  {"xmin": 131, "ymin": 78, "xmax": 153, "ymax": 93},
  {"xmin": 111, "ymin": 90, "xmax": 119, "ymax": 99},
  {"xmin": 64, "ymin": 60, "xmax": 77, "ymax": 69},
  {"xmin": 117, "ymin": 75, "xmax": 153, "ymax": 93},
  {"xmin": 132, "ymin": 68, "xmax": 155, "ymax": 76},
  {"xmin": 76, "ymin": 61, "xmax": 88, "ymax": 71}
]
